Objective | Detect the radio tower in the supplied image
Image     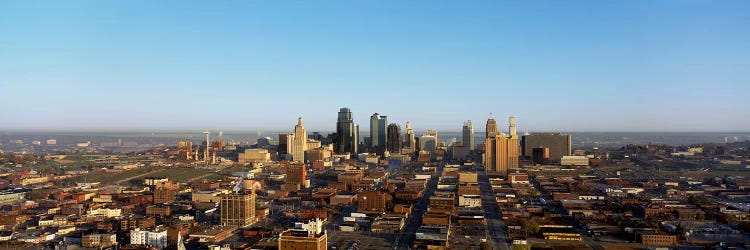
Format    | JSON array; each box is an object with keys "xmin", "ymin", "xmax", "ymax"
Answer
[{"xmin": 203, "ymin": 130, "xmax": 211, "ymax": 164}]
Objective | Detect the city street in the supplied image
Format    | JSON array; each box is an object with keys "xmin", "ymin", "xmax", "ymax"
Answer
[
  {"xmin": 476, "ymin": 164, "xmax": 511, "ymax": 250},
  {"xmin": 395, "ymin": 163, "xmax": 443, "ymax": 250}
]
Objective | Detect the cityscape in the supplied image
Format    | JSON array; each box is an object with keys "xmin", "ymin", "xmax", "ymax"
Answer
[{"xmin": 1, "ymin": 1, "xmax": 749, "ymax": 250}]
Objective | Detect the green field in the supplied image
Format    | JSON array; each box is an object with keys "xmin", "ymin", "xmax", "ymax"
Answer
[
  {"xmin": 65, "ymin": 167, "xmax": 220, "ymax": 186},
  {"xmin": 140, "ymin": 168, "xmax": 218, "ymax": 183}
]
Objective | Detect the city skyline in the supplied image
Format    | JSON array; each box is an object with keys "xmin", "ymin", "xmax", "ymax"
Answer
[{"xmin": 2, "ymin": 1, "xmax": 749, "ymax": 131}]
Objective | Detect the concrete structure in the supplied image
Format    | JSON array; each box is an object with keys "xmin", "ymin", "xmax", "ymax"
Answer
[
  {"xmin": 485, "ymin": 118, "xmax": 498, "ymax": 139},
  {"xmin": 403, "ymin": 121, "xmax": 416, "ymax": 153},
  {"xmin": 386, "ymin": 123, "xmax": 402, "ymax": 153},
  {"xmin": 335, "ymin": 108, "xmax": 358, "ymax": 155},
  {"xmin": 420, "ymin": 134, "xmax": 437, "ymax": 157},
  {"xmin": 220, "ymin": 192, "xmax": 256, "ymax": 227},
  {"xmin": 531, "ymin": 147, "xmax": 550, "ymax": 165},
  {"xmin": 279, "ymin": 219, "xmax": 326, "ymax": 250},
  {"xmin": 521, "ymin": 132, "xmax": 572, "ymax": 163},
  {"xmin": 238, "ymin": 149, "xmax": 271, "ymax": 164},
  {"xmin": 370, "ymin": 113, "xmax": 387, "ymax": 149},
  {"xmin": 484, "ymin": 116, "xmax": 520, "ymax": 176},
  {"xmin": 462, "ymin": 120, "xmax": 474, "ymax": 150},
  {"xmin": 292, "ymin": 117, "xmax": 308, "ymax": 163},
  {"xmin": 278, "ymin": 133, "xmax": 292, "ymax": 156},
  {"xmin": 561, "ymin": 156, "xmax": 589, "ymax": 166}
]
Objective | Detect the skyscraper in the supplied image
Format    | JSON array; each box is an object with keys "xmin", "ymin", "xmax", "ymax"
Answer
[
  {"xmin": 404, "ymin": 121, "xmax": 416, "ymax": 153},
  {"xmin": 484, "ymin": 116, "xmax": 520, "ymax": 176},
  {"xmin": 521, "ymin": 133, "xmax": 572, "ymax": 163},
  {"xmin": 369, "ymin": 113, "xmax": 388, "ymax": 149},
  {"xmin": 292, "ymin": 117, "xmax": 307, "ymax": 162},
  {"xmin": 386, "ymin": 123, "xmax": 402, "ymax": 153},
  {"xmin": 420, "ymin": 132, "xmax": 437, "ymax": 157},
  {"xmin": 462, "ymin": 120, "xmax": 474, "ymax": 150},
  {"xmin": 485, "ymin": 118, "xmax": 498, "ymax": 139},
  {"xmin": 335, "ymin": 108, "xmax": 358, "ymax": 155}
]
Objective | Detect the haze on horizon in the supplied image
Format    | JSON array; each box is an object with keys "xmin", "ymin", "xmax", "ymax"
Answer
[{"xmin": 1, "ymin": 1, "xmax": 748, "ymax": 132}]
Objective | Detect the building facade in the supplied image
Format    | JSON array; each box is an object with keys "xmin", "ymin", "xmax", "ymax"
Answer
[
  {"xmin": 521, "ymin": 132, "xmax": 572, "ymax": 163},
  {"xmin": 370, "ymin": 113, "xmax": 388, "ymax": 149},
  {"xmin": 292, "ymin": 117, "xmax": 308, "ymax": 163},
  {"xmin": 335, "ymin": 108, "xmax": 358, "ymax": 155},
  {"xmin": 386, "ymin": 123, "xmax": 402, "ymax": 153},
  {"xmin": 462, "ymin": 120, "xmax": 474, "ymax": 150},
  {"xmin": 220, "ymin": 192, "xmax": 256, "ymax": 227},
  {"xmin": 484, "ymin": 116, "xmax": 520, "ymax": 176}
]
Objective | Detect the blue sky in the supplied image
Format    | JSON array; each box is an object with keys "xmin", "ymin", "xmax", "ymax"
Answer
[{"xmin": 1, "ymin": 1, "xmax": 748, "ymax": 132}]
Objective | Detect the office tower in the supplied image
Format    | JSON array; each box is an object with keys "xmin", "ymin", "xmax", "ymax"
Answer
[
  {"xmin": 335, "ymin": 108, "xmax": 358, "ymax": 154},
  {"xmin": 462, "ymin": 120, "xmax": 474, "ymax": 150},
  {"xmin": 386, "ymin": 123, "xmax": 402, "ymax": 153},
  {"xmin": 484, "ymin": 116, "xmax": 520, "ymax": 176},
  {"xmin": 292, "ymin": 117, "xmax": 308, "ymax": 163},
  {"xmin": 220, "ymin": 192, "xmax": 256, "ymax": 227},
  {"xmin": 404, "ymin": 121, "xmax": 416, "ymax": 152},
  {"xmin": 370, "ymin": 113, "xmax": 388, "ymax": 148},
  {"xmin": 532, "ymin": 147, "xmax": 550, "ymax": 165},
  {"xmin": 278, "ymin": 134, "xmax": 291, "ymax": 155},
  {"xmin": 420, "ymin": 133, "xmax": 437, "ymax": 156},
  {"xmin": 279, "ymin": 219, "xmax": 327, "ymax": 250},
  {"xmin": 485, "ymin": 118, "xmax": 498, "ymax": 139},
  {"xmin": 521, "ymin": 133, "xmax": 572, "ymax": 163}
]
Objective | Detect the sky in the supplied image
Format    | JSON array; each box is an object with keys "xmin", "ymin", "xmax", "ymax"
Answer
[{"xmin": 1, "ymin": 1, "xmax": 749, "ymax": 132}]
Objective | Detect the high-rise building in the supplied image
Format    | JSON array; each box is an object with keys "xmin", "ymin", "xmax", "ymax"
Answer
[
  {"xmin": 386, "ymin": 123, "xmax": 402, "ymax": 153},
  {"xmin": 279, "ymin": 219, "xmax": 327, "ymax": 250},
  {"xmin": 220, "ymin": 192, "xmax": 256, "ymax": 227},
  {"xmin": 292, "ymin": 117, "xmax": 308, "ymax": 163},
  {"xmin": 278, "ymin": 134, "xmax": 292, "ymax": 156},
  {"xmin": 485, "ymin": 118, "xmax": 498, "ymax": 139},
  {"xmin": 531, "ymin": 147, "xmax": 550, "ymax": 165},
  {"xmin": 420, "ymin": 133, "xmax": 437, "ymax": 157},
  {"xmin": 462, "ymin": 120, "xmax": 474, "ymax": 150},
  {"xmin": 484, "ymin": 116, "xmax": 520, "ymax": 176},
  {"xmin": 335, "ymin": 108, "xmax": 358, "ymax": 155},
  {"xmin": 404, "ymin": 122, "xmax": 416, "ymax": 153},
  {"xmin": 369, "ymin": 113, "xmax": 388, "ymax": 149},
  {"xmin": 521, "ymin": 133, "xmax": 572, "ymax": 163}
]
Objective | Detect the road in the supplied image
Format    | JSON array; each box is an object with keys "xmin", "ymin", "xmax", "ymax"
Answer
[
  {"xmin": 476, "ymin": 165, "xmax": 511, "ymax": 250},
  {"xmin": 395, "ymin": 163, "xmax": 443, "ymax": 250}
]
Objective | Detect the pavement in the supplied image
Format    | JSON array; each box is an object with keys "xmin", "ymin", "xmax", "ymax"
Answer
[{"xmin": 476, "ymin": 164, "xmax": 511, "ymax": 250}]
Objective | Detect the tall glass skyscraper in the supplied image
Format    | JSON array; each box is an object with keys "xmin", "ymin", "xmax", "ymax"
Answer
[
  {"xmin": 386, "ymin": 123, "xmax": 402, "ymax": 153},
  {"xmin": 336, "ymin": 108, "xmax": 358, "ymax": 154},
  {"xmin": 370, "ymin": 113, "xmax": 388, "ymax": 148}
]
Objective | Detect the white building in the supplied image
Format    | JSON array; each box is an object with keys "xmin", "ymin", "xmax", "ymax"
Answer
[
  {"xmin": 89, "ymin": 208, "xmax": 122, "ymax": 218},
  {"xmin": 561, "ymin": 156, "xmax": 589, "ymax": 166},
  {"xmin": 130, "ymin": 228, "xmax": 168, "ymax": 250},
  {"xmin": 458, "ymin": 194, "xmax": 482, "ymax": 208}
]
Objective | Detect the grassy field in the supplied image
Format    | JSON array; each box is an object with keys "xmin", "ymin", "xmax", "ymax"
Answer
[
  {"xmin": 140, "ymin": 168, "xmax": 218, "ymax": 183},
  {"xmin": 68, "ymin": 167, "xmax": 220, "ymax": 185}
]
